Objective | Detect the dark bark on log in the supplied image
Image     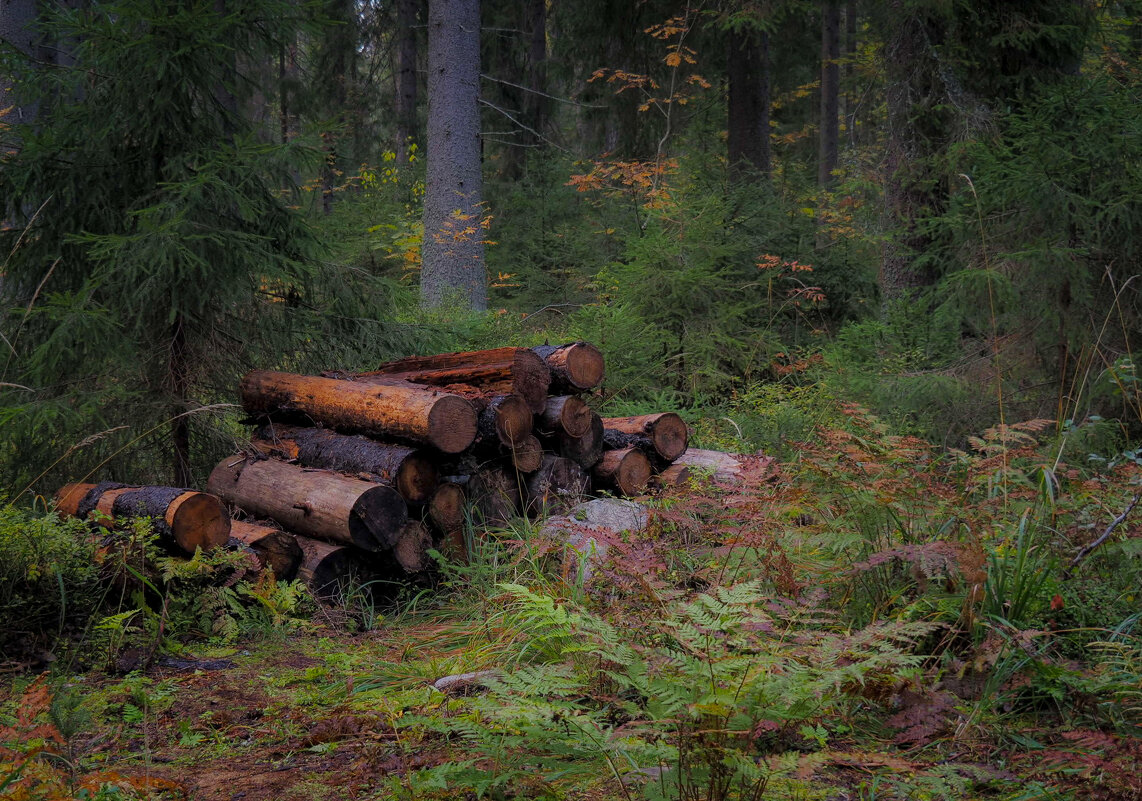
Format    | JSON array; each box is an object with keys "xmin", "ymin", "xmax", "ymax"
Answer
[
  {"xmin": 360, "ymin": 347, "xmax": 551, "ymax": 413},
  {"xmin": 532, "ymin": 342, "xmax": 605, "ymax": 392},
  {"xmin": 467, "ymin": 466, "xmax": 521, "ymax": 526},
  {"xmin": 524, "ymin": 455, "xmax": 591, "ymax": 516},
  {"xmin": 55, "ymin": 482, "xmax": 230, "ymax": 555},
  {"xmin": 592, "ymin": 447, "xmax": 651, "ymax": 497},
  {"xmin": 537, "ymin": 395, "xmax": 592, "ymax": 438},
  {"xmin": 601, "ymin": 413, "xmax": 688, "ymax": 461},
  {"xmin": 206, "ymin": 457, "xmax": 408, "ymax": 552},
  {"xmin": 229, "ymin": 520, "xmax": 303, "ymax": 580},
  {"xmin": 240, "ymin": 369, "xmax": 478, "ymax": 453},
  {"xmin": 251, "ymin": 423, "xmax": 438, "ymax": 504},
  {"xmin": 555, "ymin": 411, "xmax": 604, "ymax": 469}
]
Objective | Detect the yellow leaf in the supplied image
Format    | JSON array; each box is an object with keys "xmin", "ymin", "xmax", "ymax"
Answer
[{"xmin": 665, "ymin": 51, "xmax": 682, "ymax": 67}]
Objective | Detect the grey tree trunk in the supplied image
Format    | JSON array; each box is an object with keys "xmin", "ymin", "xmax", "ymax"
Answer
[
  {"xmin": 818, "ymin": 1, "xmax": 840, "ymax": 188},
  {"xmin": 0, "ymin": 0, "xmax": 40, "ymax": 126},
  {"xmin": 421, "ymin": 0, "xmax": 486, "ymax": 311},
  {"xmin": 726, "ymin": 26, "xmax": 770, "ymax": 180}
]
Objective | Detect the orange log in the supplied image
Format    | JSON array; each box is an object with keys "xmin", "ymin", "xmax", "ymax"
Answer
[
  {"xmin": 240, "ymin": 369, "xmax": 477, "ymax": 454},
  {"xmin": 360, "ymin": 347, "xmax": 551, "ymax": 414},
  {"xmin": 229, "ymin": 520, "xmax": 304, "ymax": 580},
  {"xmin": 532, "ymin": 342, "xmax": 605, "ymax": 392},
  {"xmin": 592, "ymin": 447, "xmax": 652, "ymax": 497},
  {"xmin": 206, "ymin": 457, "xmax": 407, "ymax": 552},
  {"xmin": 54, "ymin": 482, "xmax": 230, "ymax": 554},
  {"xmin": 601, "ymin": 413, "xmax": 688, "ymax": 462},
  {"xmin": 537, "ymin": 395, "xmax": 593, "ymax": 438}
]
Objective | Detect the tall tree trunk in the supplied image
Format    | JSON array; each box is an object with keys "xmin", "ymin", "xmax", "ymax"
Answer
[
  {"xmin": 726, "ymin": 26, "xmax": 770, "ymax": 180},
  {"xmin": 421, "ymin": 0, "xmax": 486, "ymax": 311},
  {"xmin": 170, "ymin": 314, "xmax": 192, "ymax": 487},
  {"xmin": 395, "ymin": 0, "xmax": 419, "ymax": 163},
  {"xmin": 818, "ymin": 1, "xmax": 840, "ymax": 188}
]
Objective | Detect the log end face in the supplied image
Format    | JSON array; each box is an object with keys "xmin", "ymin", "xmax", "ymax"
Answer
[
  {"xmin": 494, "ymin": 394, "xmax": 534, "ymax": 444},
  {"xmin": 170, "ymin": 492, "xmax": 232, "ymax": 553},
  {"xmin": 510, "ymin": 434, "xmax": 544, "ymax": 474},
  {"xmin": 619, "ymin": 449, "xmax": 653, "ymax": 496},
  {"xmin": 514, "ymin": 349, "xmax": 552, "ymax": 413},
  {"xmin": 396, "ymin": 452, "xmax": 440, "ymax": 504},
  {"xmin": 427, "ymin": 395, "xmax": 479, "ymax": 453},
  {"xmin": 564, "ymin": 343, "xmax": 605, "ymax": 389},
  {"xmin": 559, "ymin": 396, "xmax": 593, "ymax": 438},
  {"xmin": 351, "ymin": 485, "xmax": 409, "ymax": 550},
  {"xmin": 654, "ymin": 413, "xmax": 690, "ymax": 462}
]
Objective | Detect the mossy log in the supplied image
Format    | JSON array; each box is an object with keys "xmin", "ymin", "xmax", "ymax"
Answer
[
  {"xmin": 239, "ymin": 369, "xmax": 478, "ymax": 454},
  {"xmin": 532, "ymin": 342, "xmax": 605, "ymax": 392},
  {"xmin": 54, "ymin": 482, "xmax": 230, "ymax": 555},
  {"xmin": 251, "ymin": 423, "xmax": 438, "ymax": 504},
  {"xmin": 591, "ymin": 447, "xmax": 652, "ymax": 497},
  {"xmin": 206, "ymin": 457, "xmax": 407, "ymax": 552},
  {"xmin": 601, "ymin": 413, "xmax": 688, "ymax": 462}
]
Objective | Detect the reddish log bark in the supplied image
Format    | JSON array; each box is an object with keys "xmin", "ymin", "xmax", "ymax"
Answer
[
  {"xmin": 229, "ymin": 520, "xmax": 304, "ymax": 580},
  {"xmin": 592, "ymin": 447, "xmax": 652, "ymax": 497},
  {"xmin": 206, "ymin": 457, "xmax": 408, "ymax": 552},
  {"xmin": 360, "ymin": 347, "xmax": 551, "ymax": 413},
  {"xmin": 532, "ymin": 342, "xmax": 605, "ymax": 392},
  {"xmin": 524, "ymin": 455, "xmax": 591, "ymax": 516},
  {"xmin": 536, "ymin": 395, "xmax": 593, "ymax": 438},
  {"xmin": 54, "ymin": 482, "xmax": 230, "ymax": 555},
  {"xmin": 251, "ymin": 423, "xmax": 438, "ymax": 503},
  {"xmin": 239, "ymin": 369, "xmax": 478, "ymax": 453},
  {"xmin": 601, "ymin": 413, "xmax": 688, "ymax": 461}
]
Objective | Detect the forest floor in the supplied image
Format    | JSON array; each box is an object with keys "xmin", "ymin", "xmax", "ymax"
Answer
[{"xmin": 4, "ymin": 415, "xmax": 1142, "ymax": 800}]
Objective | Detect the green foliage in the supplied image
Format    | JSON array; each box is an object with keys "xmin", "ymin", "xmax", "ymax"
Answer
[
  {"xmin": 388, "ymin": 582, "xmax": 929, "ymax": 800},
  {"xmin": 0, "ymin": 503, "xmax": 101, "ymax": 655}
]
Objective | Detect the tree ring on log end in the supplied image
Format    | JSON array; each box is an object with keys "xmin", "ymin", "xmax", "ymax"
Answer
[
  {"xmin": 652, "ymin": 413, "xmax": 689, "ymax": 461},
  {"xmin": 427, "ymin": 395, "xmax": 479, "ymax": 453},
  {"xmin": 564, "ymin": 343, "xmax": 605, "ymax": 389}
]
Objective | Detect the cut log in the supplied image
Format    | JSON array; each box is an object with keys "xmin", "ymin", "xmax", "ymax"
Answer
[
  {"xmin": 651, "ymin": 463, "xmax": 692, "ymax": 489},
  {"xmin": 360, "ymin": 347, "xmax": 551, "ymax": 414},
  {"xmin": 239, "ymin": 369, "xmax": 477, "ymax": 454},
  {"xmin": 477, "ymin": 394, "xmax": 534, "ymax": 446},
  {"xmin": 294, "ymin": 535, "xmax": 362, "ymax": 598},
  {"xmin": 54, "ymin": 482, "xmax": 230, "ymax": 555},
  {"xmin": 532, "ymin": 342, "xmax": 605, "ymax": 392},
  {"xmin": 467, "ymin": 466, "xmax": 521, "ymax": 526},
  {"xmin": 557, "ymin": 411, "xmax": 604, "ymax": 469},
  {"xmin": 601, "ymin": 413, "xmax": 688, "ymax": 462},
  {"xmin": 424, "ymin": 481, "xmax": 467, "ymax": 560},
  {"xmin": 592, "ymin": 447, "xmax": 652, "ymax": 497},
  {"xmin": 672, "ymin": 448, "xmax": 745, "ymax": 483},
  {"xmin": 251, "ymin": 424, "xmax": 438, "ymax": 504},
  {"xmin": 507, "ymin": 433, "xmax": 544, "ymax": 474},
  {"xmin": 536, "ymin": 395, "xmax": 593, "ymax": 438},
  {"xmin": 229, "ymin": 520, "xmax": 304, "ymax": 580},
  {"xmin": 524, "ymin": 455, "xmax": 591, "ymax": 516},
  {"xmin": 206, "ymin": 457, "xmax": 408, "ymax": 552},
  {"xmin": 393, "ymin": 520, "xmax": 433, "ymax": 573}
]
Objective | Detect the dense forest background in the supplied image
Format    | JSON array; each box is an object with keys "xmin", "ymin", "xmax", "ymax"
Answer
[{"xmin": 1, "ymin": 0, "xmax": 1141, "ymax": 497}]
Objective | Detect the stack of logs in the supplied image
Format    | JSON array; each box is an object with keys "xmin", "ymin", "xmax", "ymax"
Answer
[{"xmin": 55, "ymin": 344, "xmax": 695, "ymax": 597}]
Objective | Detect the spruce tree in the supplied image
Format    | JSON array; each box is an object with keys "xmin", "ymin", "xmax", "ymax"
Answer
[{"xmin": 0, "ymin": 0, "xmax": 321, "ymax": 493}]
